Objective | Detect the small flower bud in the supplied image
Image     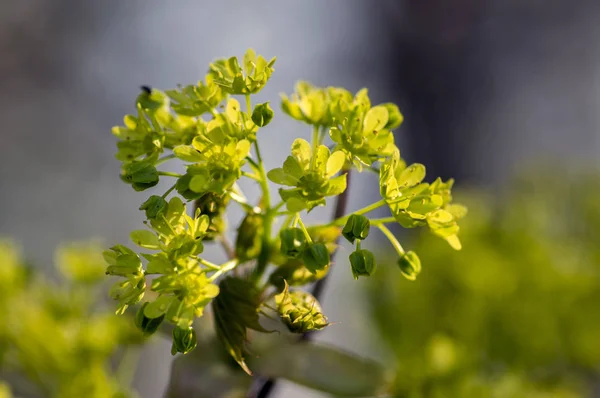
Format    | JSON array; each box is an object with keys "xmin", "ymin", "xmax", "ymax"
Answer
[
  {"xmin": 275, "ymin": 281, "xmax": 329, "ymax": 333},
  {"xmin": 134, "ymin": 302, "xmax": 165, "ymax": 336},
  {"xmin": 120, "ymin": 161, "xmax": 159, "ymax": 191},
  {"xmin": 302, "ymin": 243, "xmax": 330, "ymax": 274},
  {"xmin": 251, "ymin": 102, "xmax": 274, "ymax": 127},
  {"xmin": 171, "ymin": 326, "xmax": 197, "ymax": 355},
  {"xmin": 380, "ymin": 102, "xmax": 404, "ymax": 130},
  {"xmin": 139, "ymin": 195, "xmax": 167, "ymax": 219},
  {"xmin": 279, "ymin": 228, "xmax": 307, "ymax": 258},
  {"xmin": 349, "ymin": 249, "xmax": 377, "ymax": 279},
  {"xmin": 342, "ymin": 214, "xmax": 370, "ymax": 243},
  {"xmin": 398, "ymin": 250, "xmax": 421, "ymax": 281},
  {"xmin": 195, "ymin": 192, "xmax": 230, "ymax": 240},
  {"xmin": 235, "ymin": 213, "xmax": 264, "ymax": 262}
]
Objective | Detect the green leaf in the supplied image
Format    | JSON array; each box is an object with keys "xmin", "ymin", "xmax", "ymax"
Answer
[
  {"xmin": 166, "ymin": 335, "xmax": 252, "ymax": 398},
  {"xmin": 189, "ymin": 174, "xmax": 209, "ymax": 193},
  {"xmin": 144, "ymin": 295, "xmax": 175, "ymax": 319},
  {"xmin": 130, "ymin": 230, "xmax": 161, "ymax": 250},
  {"xmin": 285, "ymin": 196, "xmax": 308, "ymax": 213},
  {"xmin": 173, "ymin": 145, "xmax": 203, "ymax": 163},
  {"xmin": 282, "ymin": 156, "xmax": 303, "ymax": 179},
  {"xmin": 212, "ymin": 277, "xmax": 269, "ymax": 375},
  {"xmin": 248, "ymin": 337, "xmax": 394, "ymax": 397},
  {"xmin": 175, "ymin": 173, "xmax": 203, "ymax": 200},
  {"xmin": 267, "ymin": 168, "xmax": 298, "ymax": 186},
  {"xmin": 146, "ymin": 255, "xmax": 173, "ymax": 274}
]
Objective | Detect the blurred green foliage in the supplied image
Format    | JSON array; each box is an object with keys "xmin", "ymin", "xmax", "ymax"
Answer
[
  {"xmin": 0, "ymin": 241, "xmax": 141, "ymax": 398},
  {"xmin": 368, "ymin": 172, "xmax": 600, "ymax": 397}
]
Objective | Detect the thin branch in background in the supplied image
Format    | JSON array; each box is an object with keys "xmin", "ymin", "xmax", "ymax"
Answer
[
  {"xmin": 219, "ymin": 234, "xmax": 236, "ymax": 260},
  {"xmin": 252, "ymin": 171, "xmax": 352, "ymax": 398}
]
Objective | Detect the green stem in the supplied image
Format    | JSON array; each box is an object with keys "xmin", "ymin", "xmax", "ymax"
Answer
[
  {"xmin": 296, "ymin": 217, "xmax": 313, "ymax": 243},
  {"xmin": 318, "ymin": 127, "xmax": 327, "ymax": 145},
  {"xmin": 245, "ymin": 94, "xmax": 252, "ymax": 116},
  {"xmin": 245, "ymin": 154, "xmax": 259, "ymax": 168},
  {"xmin": 247, "ymin": 93, "xmax": 275, "ymax": 283},
  {"xmin": 370, "ymin": 216, "xmax": 396, "ymax": 225},
  {"xmin": 377, "ymin": 224, "xmax": 405, "ymax": 256},
  {"xmin": 209, "ymin": 259, "xmax": 239, "ymax": 282},
  {"xmin": 158, "ymin": 171, "xmax": 182, "ymax": 178},
  {"xmin": 254, "ymin": 143, "xmax": 271, "ymax": 209},
  {"xmin": 156, "ymin": 154, "xmax": 176, "ymax": 166},
  {"xmin": 310, "ymin": 125, "xmax": 319, "ymax": 169},
  {"xmin": 229, "ymin": 183, "xmax": 255, "ymax": 212},
  {"xmin": 272, "ymin": 200, "xmax": 285, "ymax": 212},
  {"xmin": 282, "ymin": 213, "xmax": 295, "ymax": 230},
  {"xmin": 199, "ymin": 258, "xmax": 221, "ymax": 271},
  {"xmin": 242, "ymin": 171, "xmax": 261, "ymax": 181},
  {"xmin": 330, "ymin": 199, "xmax": 386, "ymax": 226},
  {"xmin": 161, "ymin": 183, "xmax": 177, "ymax": 199}
]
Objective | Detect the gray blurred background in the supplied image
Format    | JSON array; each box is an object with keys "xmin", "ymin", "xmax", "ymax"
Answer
[{"xmin": 2, "ymin": 1, "xmax": 600, "ymax": 397}]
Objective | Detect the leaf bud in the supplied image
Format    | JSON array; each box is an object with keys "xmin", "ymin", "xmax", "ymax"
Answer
[
  {"xmin": 139, "ymin": 195, "xmax": 167, "ymax": 219},
  {"xmin": 171, "ymin": 326, "xmax": 197, "ymax": 355},
  {"xmin": 349, "ymin": 249, "xmax": 377, "ymax": 279},
  {"xmin": 195, "ymin": 192, "xmax": 230, "ymax": 240},
  {"xmin": 342, "ymin": 214, "xmax": 370, "ymax": 243},
  {"xmin": 398, "ymin": 250, "xmax": 421, "ymax": 281},
  {"xmin": 279, "ymin": 228, "xmax": 307, "ymax": 258},
  {"xmin": 251, "ymin": 102, "xmax": 274, "ymax": 127},
  {"xmin": 380, "ymin": 102, "xmax": 404, "ymax": 130},
  {"xmin": 235, "ymin": 212, "xmax": 264, "ymax": 262},
  {"xmin": 134, "ymin": 302, "xmax": 165, "ymax": 336},
  {"xmin": 275, "ymin": 281, "xmax": 329, "ymax": 333},
  {"xmin": 120, "ymin": 161, "xmax": 159, "ymax": 191},
  {"xmin": 302, "ymin": 242, "xmax": 330, "ymax": 274}
]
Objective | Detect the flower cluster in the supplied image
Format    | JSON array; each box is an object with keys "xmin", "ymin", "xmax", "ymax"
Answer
[
  {"xmin": 281, "ymin": 82, "xmax": 403, "ymax": 169},
  {"xmin": 267, "ymin": 138, "xmax": 347, "ymax": 211},
  {"xmin": 105, "ymin": 48, "xmax": 466, "ymax": 374}
]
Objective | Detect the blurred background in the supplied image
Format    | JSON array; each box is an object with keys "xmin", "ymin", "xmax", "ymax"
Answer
[{"xmin": 2, "ymin": 1, "xmax": 600, "ymax": 397}]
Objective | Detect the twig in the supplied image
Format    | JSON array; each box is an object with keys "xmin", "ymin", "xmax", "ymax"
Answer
[{"xmin": 219, "ymin": 235, "xmax": 236, "ymax": 260}]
